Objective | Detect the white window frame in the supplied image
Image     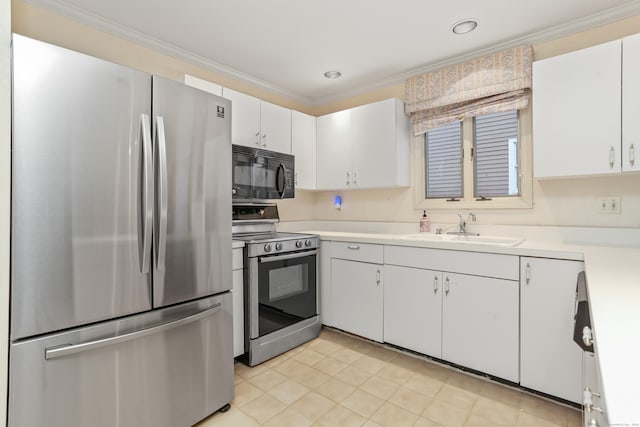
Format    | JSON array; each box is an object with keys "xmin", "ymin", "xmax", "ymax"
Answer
[{"xmin": 413, "ymin": 107, "xmax": 533, "ymax": 210}]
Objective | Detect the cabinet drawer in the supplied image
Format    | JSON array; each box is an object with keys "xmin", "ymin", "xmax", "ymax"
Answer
[
  {"xmin": 232, "ymin": 248, "xmax": 244, "ymax": 271},
  {"xmin": 384, "ymin": 245, "xmax": 518, "ymax": 280},
  {"xmin": 331, "ymin": 241, "xmax": 383, "ymax": 264}
]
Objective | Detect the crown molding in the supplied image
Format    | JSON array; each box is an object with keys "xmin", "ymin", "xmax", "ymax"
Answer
[
  {"xmin": 20, "ymin": 0, "xmax": 315, "ymax": 106},
  {"xmin": 20, "ymin": 0, "xmax": 640, "ymax": 109}
]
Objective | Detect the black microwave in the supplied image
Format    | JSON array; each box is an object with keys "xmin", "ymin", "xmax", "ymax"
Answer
[{"xmin": 232, "ymin": 145, "xmax": 295, "ymax": 200}]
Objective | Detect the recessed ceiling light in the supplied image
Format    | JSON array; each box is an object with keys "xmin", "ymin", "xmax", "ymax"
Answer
[
  {"xmin": 324, "ymin": 70, "xmax": 342, "ymax": 79},
  {"xmin": 451, "ymin": 19, "xmax": 478, "ymax": 35}
]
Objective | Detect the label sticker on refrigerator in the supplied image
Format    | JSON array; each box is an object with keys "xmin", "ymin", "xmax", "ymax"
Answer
[{"xmin": 217, "ymin": 106, "xmax": 225, "ymax": 118}]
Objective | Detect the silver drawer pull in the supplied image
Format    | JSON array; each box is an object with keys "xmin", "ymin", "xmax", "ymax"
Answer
[{"xmin": 347, "ymin": 245, "xmax": 360, "ymax": 250}]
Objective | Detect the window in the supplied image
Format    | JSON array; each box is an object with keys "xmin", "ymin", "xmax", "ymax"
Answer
[{"xmin": 414, "ymin": 108, "xmax": 532, "ymax": 209}]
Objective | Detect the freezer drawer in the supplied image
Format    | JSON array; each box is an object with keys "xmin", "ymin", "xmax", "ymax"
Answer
[{"xmin": 8, "ymin": 293, "xmax": 234, "ymax": 427}]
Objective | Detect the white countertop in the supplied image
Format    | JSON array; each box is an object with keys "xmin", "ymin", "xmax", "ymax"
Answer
[{"xmin": 307, "ymin": 229, "xmax": 640, "ymax": 425}]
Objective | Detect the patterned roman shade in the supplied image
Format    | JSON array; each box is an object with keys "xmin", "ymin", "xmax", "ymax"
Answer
[{"xmin": 405, "ymin": 45, "xmax": 533, "ymax": 135}]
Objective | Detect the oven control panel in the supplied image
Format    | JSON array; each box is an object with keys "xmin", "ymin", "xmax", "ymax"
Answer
[{"xmin": 248, "ymin": 236, "xmax": 319, "ymax": 258}]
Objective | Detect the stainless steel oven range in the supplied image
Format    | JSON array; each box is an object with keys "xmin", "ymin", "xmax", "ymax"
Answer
[{"xmin": 232, "ymin": 203, "xmax": 320, "ymax": 366}]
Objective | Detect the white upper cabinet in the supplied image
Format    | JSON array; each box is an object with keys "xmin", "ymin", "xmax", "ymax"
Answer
[
  {"xmin": 352, "ymin": 99, "xmax": 411, "ymax": 189},
  {"xmin": 316, "ymin": 98, "xmax": 410, "ymax": 190},
  {"xmin": 533, "ymin": 40, "xmax": 622, "ymax": 178},
  {"xmin": 260, "ymin": 100, "xmax": 292, "ymax": 154},
  {"xmin": 317, "ymin": 110, "xmax": 352, "ymax": 189},
  {"xmin": 622, "ymin": 33, "xmax": 640, "ymax": 173},
  {"xmin": 222, "ymin": 88, "xmax": 291, "ymax": 153},
  {"xmin": 291, "ymin": 110, "xmax": 317, "ymax": 190}
]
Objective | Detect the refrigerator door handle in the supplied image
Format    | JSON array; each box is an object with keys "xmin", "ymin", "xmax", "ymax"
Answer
[
  {"xmin": 154, "ymin": 116, "xmax": 169, "ymax": 271},
  {"xmin": 139, "ymin": 113, "xmax": 154, "ymax": 274},
  {"xmin": 44, "ymin": 302, "xmax": 223, "ymax": 360}
]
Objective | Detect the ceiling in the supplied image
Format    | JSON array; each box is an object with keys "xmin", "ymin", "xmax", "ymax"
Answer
[{"xmin": 26, "ymin": 0, "xmax": 640, "ymax": 106}]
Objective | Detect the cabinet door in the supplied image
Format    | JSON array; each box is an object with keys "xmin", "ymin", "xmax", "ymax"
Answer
[
  {"xmin": 222, "ymin": 88, "xmax": 261, "ymax": 148},
  {"xmin": 331, "ymin": 259, "xmax": 383, "ymax": 342},
  {"xmin": 533, "ymin": 40, "xmax": 621, "ymax": 177},
  {"xmin": 260, "ymin": 101, "xmax": 291, "ymax": 153},
  {"xmin": 316, "ymin": 110, "xmax": 352, "ymax": 190},
  {"xmin": 384, "ymin": 265, "xmax": 442, "ymax": 357},
  {"xmin": 520, "ymin": 257, "xmax": 583, "ymax": 403},
  {"xmin": 352, "ymin": 99, "xmax": 409, "ymax": 188},
  {"xmin": 292, "ymin": 110, "xmax": 316, "ymax": 189},
  {"xmin": 623, "ymin": 33, "xmax": 640, "ymax": 173},
  {"xmin": 442, "ymin": 273, "xmax": 519, "ymax": 382}
]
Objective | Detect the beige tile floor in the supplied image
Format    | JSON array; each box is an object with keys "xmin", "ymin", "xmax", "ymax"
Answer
[{"xmin": 197, "ymin": 328, "xmax": 582, "ymax": 427}]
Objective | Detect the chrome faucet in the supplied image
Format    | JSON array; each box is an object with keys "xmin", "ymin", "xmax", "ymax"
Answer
[{"xmin": 448, "ymin": 212, "xmax": 479, "ymax": 236}]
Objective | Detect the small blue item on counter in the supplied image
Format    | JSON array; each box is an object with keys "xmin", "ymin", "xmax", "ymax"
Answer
[
  {"xmin": 334, "ymin": 195, "xmax": 342, "ymax": 210},
  {"xmin": 420, "ymin": 210, "xmax": 430, "ymax": 232}
]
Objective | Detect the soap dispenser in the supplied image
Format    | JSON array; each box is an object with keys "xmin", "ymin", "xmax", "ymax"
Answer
[{"xmin": 419, "ymin": 210, "xmax": 430, "ymax": 232}]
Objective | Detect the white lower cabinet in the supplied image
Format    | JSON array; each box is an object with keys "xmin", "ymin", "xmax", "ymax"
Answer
[
  {"xmin": 442, "ymin": 273, "xmax": 519, "ymax": 382},
  {"xmin": 328, "ymin": 241, "xmax": 384, "ymax": 342},
  {"xmin": 232, "ymin": 247, "xmax": 244, "ymax": 358},
  {"xmin": 331, "ymin": 258, "xmax": 383, "ymax": 342},
  {"xmin": 520, "ymin": 257, "xmax": 584, "ymax": 403},
  {"xmin": 384, "ymin": 265, "xmax": 442, "ymax": 357},
  {"xmin": 383, "ymin": 262, "xmax": 519, "ymax": 382}
]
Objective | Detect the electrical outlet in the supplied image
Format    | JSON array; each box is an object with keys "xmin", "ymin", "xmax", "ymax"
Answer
[{"xmin": 596, "ymin": 196, "xmax": 621, "ymax": 214}]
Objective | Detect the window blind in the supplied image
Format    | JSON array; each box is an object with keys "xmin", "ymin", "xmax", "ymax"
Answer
[
  {"xmin": 425, "ymin": 121, "xmax": 462, "ymax": 198},
  {"xmin": 474, "ymin": 110, "xmax": 519, "ymax": 197}
]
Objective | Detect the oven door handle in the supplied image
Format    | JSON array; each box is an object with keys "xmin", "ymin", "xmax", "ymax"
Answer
[{"xmin": 259, "ymin": 250, "xmax": 317, "ymax": 263}]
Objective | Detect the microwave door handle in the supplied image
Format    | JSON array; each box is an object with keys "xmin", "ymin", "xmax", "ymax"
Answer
[
  {"xmin": 138, "ymin": 113, "xmax": 153, "ymax": 274},
  {"xmin": 259, "ymin": 250, "xmax": 317, "ymax": 263},
  {"xmin": 154, "ymin": 116, "xmax": 168, "ymax": 271},
  {"xmin": 276, "ymin": 163, "xmax": 286, "ymax": 198}
]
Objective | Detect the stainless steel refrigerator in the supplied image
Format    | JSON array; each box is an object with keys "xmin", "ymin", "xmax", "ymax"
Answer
[{"xmin": 9, "ymin": 34, "xmax": 233, "ymax": 427}]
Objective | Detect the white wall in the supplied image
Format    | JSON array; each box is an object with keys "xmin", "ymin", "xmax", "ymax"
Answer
[{"xmin": 1, "ymin": 0, "xmax": 11, "ymax": 422}]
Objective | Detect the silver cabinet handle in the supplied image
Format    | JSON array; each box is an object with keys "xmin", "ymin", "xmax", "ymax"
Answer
[
  {"xmin": 433, "ymin": 275, "xmax": 439, "ymax": 293},
  {"xmin": 45, "ymin": 303, "xmax": 223, "ymax": 360},
  {"xmin": 347, "ymin": 245, "xmax": 360, "ymax": 250},
  {"xmin": 138, "ymin": 113, "xmax": 153, "ymax": 274},
  {"xmin": 346, "ymin": 171, "xmax": 351, "ymax": 185},
  {"xmin": 444, "ymin": 276, "xmax": 450, "ymax": 295},
  {"xmin": 525, "ymin": 263, "xmax": 531, "ymax": 285},
  {"xmin": 154, "ymin": 116, "xmax": 168, "ymax": 272},
  {"xmin": 630, "ymin": 143, "xmax": 636, "ymax": 166},
  {"xmin": 583, "ymin": 326, "xmax": 594, "ymax": 347},
  {"xmin": 353, "ymin": 171, "xmax": 358, "ymax": 185},
  {"xmin": 255, "ymin": 131, "xmax": 261, "ymax": 146},
  {"xmin": 262, "ymin": 133, "xmax": 267, "ymax": 147},
  {"xmin": 295, "ymin": 172, "xmax": 298, "ymax": 187},
  {"xmin": 376, "ymin": 269, "xmax": 381, "ymax": 286},
  {"xmin": 610, "ymin": 146, "xmax": 615, "ymax": 168}
]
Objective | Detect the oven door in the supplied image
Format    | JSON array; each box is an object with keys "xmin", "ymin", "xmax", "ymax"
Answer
[{"xmin": 250, "ymin": 250, "xmax": 317, "ymax": 338}]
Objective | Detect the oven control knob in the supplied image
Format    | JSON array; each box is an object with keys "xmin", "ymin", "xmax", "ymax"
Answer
[
  {"xmin": 263, "ymin": 243, "xmax": 272, "ymax": 253},
  {"xmin": 296, "ymin": 240, "xmax": 303, "ymax": 248},
  {"xmin": 305, "ymin": 239, "xmax": 312, "ymax": 247},
  {"xmin": 275, "ymin": 242, "xmax": 282, "ymax": 251}
]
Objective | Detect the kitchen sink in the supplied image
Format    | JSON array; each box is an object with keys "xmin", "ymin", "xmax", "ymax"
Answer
[
  {"xmin": 444, "ymin": 234, "xmax": 524, "ymax": 247},
  {"xmin": 401, "ymin": 233, "xmax": 445, "ymax": 241},
  {"xmin": 401, "ymin": 233, "xmax": 524, "ymax": 247}
]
